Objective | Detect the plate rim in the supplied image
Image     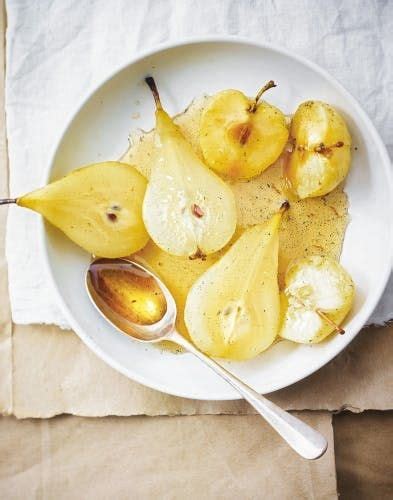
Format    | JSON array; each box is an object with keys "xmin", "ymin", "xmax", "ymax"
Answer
[{"xmin": 39, "ymin": 35, "xmax": 393, "ymax": 400}]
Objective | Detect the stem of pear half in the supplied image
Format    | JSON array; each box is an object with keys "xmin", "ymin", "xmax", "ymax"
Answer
[
  {"xmin": 292, "ymin": 295, "xmax": 345, "ymax": 335},
  {"xmin": 315, "ymin": 308, "xmax": 345, "ymax": 334},
  {"xmin": 249, "ymin": 80, "xmax": 277, "ymax": 113},
  {"xmin": 279, "ymin": 200, "xmax": 290, "ymax": 213},
  {"xmin": 145, "ymin": 76, "xmax": 162, "ymax": 110},
  {"xmin": 0, "ymin": 198, "xmax": 17, "ymax": 205}
]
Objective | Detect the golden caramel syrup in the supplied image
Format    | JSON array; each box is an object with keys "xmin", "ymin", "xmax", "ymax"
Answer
[
  {"xmin": 88, "ymin": 259, "xmax": 167, "ymax": 327},
  {"xmin": 120, "ymin": 96, "xmax": 348, "ymax": 340}
]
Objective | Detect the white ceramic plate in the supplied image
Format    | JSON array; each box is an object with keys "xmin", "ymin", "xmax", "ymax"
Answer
[{"xmin": 42, "ymin": 37, "xmax": 393, "ymax": 400}]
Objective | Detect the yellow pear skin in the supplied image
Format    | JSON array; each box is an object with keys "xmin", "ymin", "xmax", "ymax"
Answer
[
  {"xmin": 184, "ymin": 204, "xmax": 287, "ymax": 360},
  {"xmin": 18, "ymin": 161, "xmax": 149, "ymax": 258}
]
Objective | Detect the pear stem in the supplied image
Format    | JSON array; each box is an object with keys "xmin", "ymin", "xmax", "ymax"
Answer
[
  {"xmin": 279, "ymin": 200, "xmax": 290, "ymax": 213},
  {"xmin": 292, "ymin": 295, "xmax": 345, "ymax": 335},
  {"xmin": 145, "ymin": 76, "xmax": 162, "ymax": 110},
  {"xmin": 0, "ymin": 198, "xmax": 17, "ymax": 205},
  {"xmin": 315, "ymin": 308, "xmax": 345, "ymax": 335},
  {"xmin": 249, "ymin": 80, "xmax": 277, "ymax": 112}
]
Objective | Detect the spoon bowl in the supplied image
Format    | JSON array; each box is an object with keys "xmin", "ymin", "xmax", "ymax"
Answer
[
  {"xmin": 86, "ymin": 258, "xmax": 176, "ymax": 342},
  {"xmin": 85, "ymin": 256, "xmax": 328, "ymax": 460}
]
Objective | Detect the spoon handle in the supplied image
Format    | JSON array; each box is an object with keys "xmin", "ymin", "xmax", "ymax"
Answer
[{"xmin": 169, "ymin": 330, "xmax": 327, "ymax": 460}]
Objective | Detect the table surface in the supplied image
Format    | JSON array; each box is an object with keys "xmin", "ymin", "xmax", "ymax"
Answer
[{"xmin": 0, "ymin": 412, "xmax": 392, "ymax": 499}]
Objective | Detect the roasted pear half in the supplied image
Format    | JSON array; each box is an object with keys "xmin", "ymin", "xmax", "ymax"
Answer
[
  {"xmin": 200, "ymin": 81, "xmax": 289, "ymax": 179},
  {"xmin": 279, "ymin": 255, "xmax": 354, "ymax": 343},
  {"xmin": 285, "ymin": 101, "xmax": 351, "ymax": 199},
  {"xmin": 184, "ymin": 202, "xmax": 289, "ymax": 360},
  {"xmin": 142, "ymin": 77, "xmax": 237, "ymax": 259},
  {"xmin": 1, "ymin": 162, "xmax": 149, "ymax": 258}
]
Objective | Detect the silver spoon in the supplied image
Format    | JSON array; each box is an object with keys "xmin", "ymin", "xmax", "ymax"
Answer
[{"xmin": 86, "ymin": 257, "xmax": 327, "ymax": 460}]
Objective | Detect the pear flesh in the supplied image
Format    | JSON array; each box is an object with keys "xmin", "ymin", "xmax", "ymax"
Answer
[
  {"xmin": 142, "ymin": 77, "xmax": 237, "ymax": 258},
  {"xmin": 285, "ymin": 101, "xmax": 351, "ymax": 199},
  {"xmin": 18, "ymin": 161, "xmax": 149, "ymax": 258},
  {"xmin": 184, "ymin": 206, "xmax": 286, "ymax": 360},
  {"xmin": 200, "ymin": 82, "xmax": 289, "ymax": 179},
  {"xmin": 279, "ymin": 255, "xmax": 354, "ymax": 343}
]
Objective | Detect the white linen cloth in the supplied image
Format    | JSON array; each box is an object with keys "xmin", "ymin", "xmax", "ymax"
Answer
[{"xmin": 5, "ymin": 0, "xmax": 393, "ymax": 328}]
